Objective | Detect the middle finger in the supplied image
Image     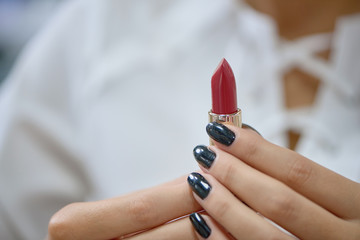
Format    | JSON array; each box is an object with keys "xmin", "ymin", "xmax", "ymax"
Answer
[
  {"xmin": 206, "ymin": 122, "xmax": 360, "ymax": 219},
  {"xmin": 193, "ymin": 145, "xmax": 346, "ymax": 239}
]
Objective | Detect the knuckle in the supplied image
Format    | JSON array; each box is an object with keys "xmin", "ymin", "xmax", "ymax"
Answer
[
  {"xmin": 286, "ymin": 156, "xmax": 313, "ymax": 188},
  {"xmin": 211, "ymin": 199, "xmax": 231, "ymax": 219},
  {"xmin": 220, "ymin": 162, "xmax": 237, "ymax": 185},
  {"xmin": 48, "ymin": 203, "xmax": 80, "ymax": 240},
  {"xmin": 126, "ymin": 195, "xmax": 156, "ymax": 224},
  {"xmin": 266, "ymin": 190, "xmax": 296, "ymax": 220},
  {"xmin": 242, "ymin": 135, "xmax": 260, "ymax": 160}
]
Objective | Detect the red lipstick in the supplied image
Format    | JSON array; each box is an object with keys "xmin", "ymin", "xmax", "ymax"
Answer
[
  {"xmin": 209, "ymin": 58, "xmax": 242, "ymax": 128},
  {"xmin": 211, "ymin": 58, "xmax": 238, "ymax": 114}
]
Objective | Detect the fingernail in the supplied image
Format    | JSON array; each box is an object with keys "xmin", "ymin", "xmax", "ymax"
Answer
[
  {"xmin": 206, "ymin": 122, "xmax": 235, "ymax": 146},
  {"xmin": 187, "ymin": 172, "xmax": 212, "ymax": 200},
  {"xmin": 193, "ymin": 145, "xmax": 216, "ymax": 169},
  {"xmin": 189, "ymin": 212, "xmax": 211, "ymax": 238}
]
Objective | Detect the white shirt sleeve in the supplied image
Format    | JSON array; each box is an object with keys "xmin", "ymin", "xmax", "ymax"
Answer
[{"xmin": 0, "ymin": 0, "xmax": 94, "ymax": 238}]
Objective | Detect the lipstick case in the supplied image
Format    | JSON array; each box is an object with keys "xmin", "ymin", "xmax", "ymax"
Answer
[{"xmin": 208, "ymin": 109, "xmax": 242, "ymax": 127}]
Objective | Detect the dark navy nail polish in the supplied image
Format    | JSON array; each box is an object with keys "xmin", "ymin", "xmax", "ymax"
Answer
[
  {"xmin": 193, "ymin": 145, "xmax": 216, "ymax": 169},
  {"xmin": 206, "ymin": 122, "xmax": 235, "ymax": 146},
  {"xmin": 187, "ymin": 172, "xmax": 212, "ymax": 200},
  {"xmin": 189, "ymin": 212, "xmax": 211, "ymax": 238}
]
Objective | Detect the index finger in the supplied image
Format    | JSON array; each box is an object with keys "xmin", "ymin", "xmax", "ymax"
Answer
[
  {"xmin": 48, "ymin": 175, "xmax": 201, "ymax": 240},
  {"xmin": 206, "ymin": 122, "xmax": 360, "ymax": 219}
]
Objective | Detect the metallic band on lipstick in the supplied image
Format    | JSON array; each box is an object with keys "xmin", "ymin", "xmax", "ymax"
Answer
[{"xmin": 208, "ymin": 109, "xmax": 242, "ymax": 127}]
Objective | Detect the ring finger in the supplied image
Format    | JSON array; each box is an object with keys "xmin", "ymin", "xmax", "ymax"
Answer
[
  {"xmin": 187, "ymin": 172, "xmax": 293, "ymax": 240},
  {"xmin": 193, "ymin": 145, "xmax": 348, "ymax": 239}
]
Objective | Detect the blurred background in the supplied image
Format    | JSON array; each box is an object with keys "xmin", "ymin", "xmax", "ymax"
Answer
[{"xmin": 0, "ymin": 0, "xmax": 61, "ymax": 85}]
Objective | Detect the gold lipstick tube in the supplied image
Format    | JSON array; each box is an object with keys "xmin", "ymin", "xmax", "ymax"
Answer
[{"xmin": 208, "ymin": 108, "xmax": 242, "ymax": 145}]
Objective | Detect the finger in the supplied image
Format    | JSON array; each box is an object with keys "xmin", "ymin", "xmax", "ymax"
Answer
[
  {"xmin": 158, "ymin": 174, "xmax": 191, "ymax": 187},
  {"xmin": 206, "ymin": 122, "xmax": 360, "ymax": 219},
  {"xmin": 48, "ymin": 176, "xmax": 201, "ymax": 240},
  {"xmin": 190, "ymin": 212, "xmax": 231, "ymax": 240},
  {"xmin": 241, "ymin": 123, "xmax": 261, "ymax": 136},
  {"xmin": 188, "ymin": 172, "xmax": 293, "ymax": 240},
  {"xmin": 194, "ymin": 145, "xmax": 348, "ymax": 239},
  {"xmin": 122, "ymin": 216, "xmax": 197, "ymax": 240}
]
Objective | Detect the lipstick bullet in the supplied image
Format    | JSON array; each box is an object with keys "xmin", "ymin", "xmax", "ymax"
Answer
[{"xmin": 209, "ymin": 58, "xmax": 242, "ymax": 129}]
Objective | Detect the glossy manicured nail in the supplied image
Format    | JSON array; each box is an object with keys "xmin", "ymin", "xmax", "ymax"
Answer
[
  {"xmin": 206, "ymin": 122, "xmax": 235, "ymax": 146},
  {"xmin": 189, "ymin": 212, "xmax": 211, "ymax": 238},
  {"xmin": 193, "ymin": 145, "xmax": 216, "ymax": 169},
  {"xmin": 187, "ymin": 172, "xmax": 212, "ymax": 200}
]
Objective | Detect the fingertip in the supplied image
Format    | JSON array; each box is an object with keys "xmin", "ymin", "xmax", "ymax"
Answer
[
  {"xmin": 193, "ymin": 145, "xmax": 216, "ymax": 170},
  {"xmin": 190, "ymin": 213, "xmax": 230, "ymax": 240},
  {"xmin": 206, "ymin": 122, "xmax": 236, "ymax": 146},
  {"xmin": 189, "ymin": 212, "xmax": 212, "ymax": 239},
  {"xmin": 187, "ymin": 172, "xmax": 212, "ymax": 200}
]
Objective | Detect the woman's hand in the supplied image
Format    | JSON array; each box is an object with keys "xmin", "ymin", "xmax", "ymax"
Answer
[
  {"xmin": 47, "ymin": 121, "xmax": 360, "ymax": 240},
  {"xmin": 187, "ymin": 122, "xmax": 360, "ymax": 239},
  {"xmin": 47, "ymin": 175, "xmax": 202, "ymax": 240}
]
